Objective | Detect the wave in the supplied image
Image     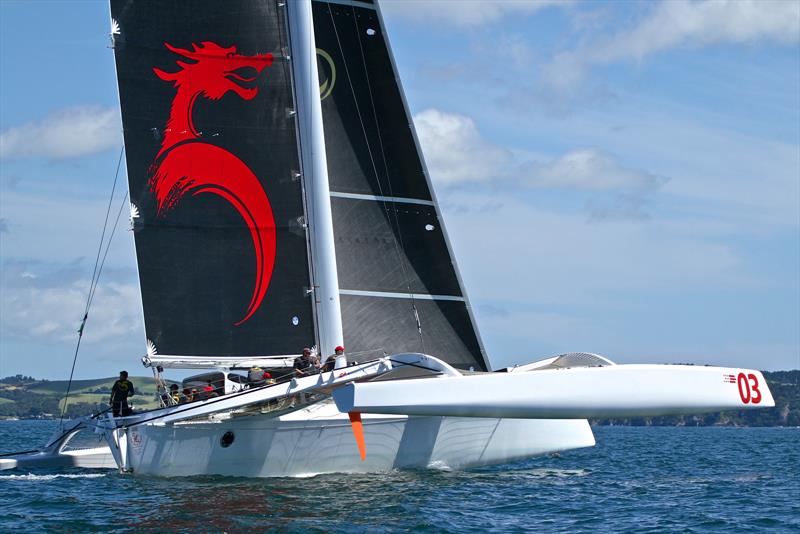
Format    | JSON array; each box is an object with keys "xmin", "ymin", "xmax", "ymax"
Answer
[{"xmin": 0, "ymin": 473, "xmax": 106, "ymax": 481}]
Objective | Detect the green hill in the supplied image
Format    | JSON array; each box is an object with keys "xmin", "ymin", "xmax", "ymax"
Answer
[
  {"xmin": 26, "ymin": 377, "xmax": 123, "ymax": 395},
  {"xmin": 0, "ymin": 375, "xmax": 169, "ymax": 419}
]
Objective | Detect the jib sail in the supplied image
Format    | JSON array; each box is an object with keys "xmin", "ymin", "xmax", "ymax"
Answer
[
  {"xmin": 312, "ymin": 0, "xmax": 489, "ymax": 371},
  {"xmin": 111, "ymin": 0, "xmax": 314, "ymax": 358}
]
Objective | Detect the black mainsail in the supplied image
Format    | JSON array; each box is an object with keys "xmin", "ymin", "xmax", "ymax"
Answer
[
  {"xmin": 312, "ymin": 0, "xmax": 489, "ymax": 371},
  {"xmin": 111, "ymin": 0, "xmax": 488, "ymax": 371},
  {"xmin": 111, "ymin": 0, "xmax": 314, "ymax": 358}
]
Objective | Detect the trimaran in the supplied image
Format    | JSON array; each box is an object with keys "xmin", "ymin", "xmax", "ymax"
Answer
[{"xmin": 1, "ymin": 0, "xmax": 773, "ymax": 476}]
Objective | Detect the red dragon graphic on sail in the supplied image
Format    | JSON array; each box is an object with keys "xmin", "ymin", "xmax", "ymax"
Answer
[{"xmin": 150, "ymin": 42, "xmax": 275, "ymax": 326}]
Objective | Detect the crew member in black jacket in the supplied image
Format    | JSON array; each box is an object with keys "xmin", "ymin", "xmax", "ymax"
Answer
[{"xmin": 110, "ymin": 371, "xmax": 135, "ymax": 417}]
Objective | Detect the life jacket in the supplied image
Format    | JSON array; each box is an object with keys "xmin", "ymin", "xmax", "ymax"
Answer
[{"xmin": 111, "ymin": 380, "xmax": 133, "ymax": 402}]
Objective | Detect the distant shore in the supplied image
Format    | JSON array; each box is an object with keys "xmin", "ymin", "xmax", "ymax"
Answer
[{"xmin": 1, "ymin": 370, "xmax": 797, "ymax": 426}]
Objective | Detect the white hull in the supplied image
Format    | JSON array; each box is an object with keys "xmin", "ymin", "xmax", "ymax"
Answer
[
  {"xmin": 1, "ymin": 418, "xmax": 116, "ymax": 471},
  {"xmin": 336, "ymin": 365, "xmax": 775, "ymax": 418},
  {"xmin": 0, "ymin": 447, "xmax": 116, "ymax": 471},
  {"xmin": 118, "ymin": 401, "xmax": 595, "ymax": 477}
]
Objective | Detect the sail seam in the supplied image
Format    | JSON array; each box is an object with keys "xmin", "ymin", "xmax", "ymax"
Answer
[
  {"xmin": 319, "ymin": 0, "xmax": 376, "ymax": 10},
  {"xmin": 329, "ymin": 191, "xmax": 435, "ymax": 206},
  {"xmin": 340, "ymin": 289, "xmax": 465, "ymax": 302}
]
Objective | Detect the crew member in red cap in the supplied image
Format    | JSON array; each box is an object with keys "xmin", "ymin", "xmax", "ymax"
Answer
[{"xmin": 323, "ymin": 345, "xmax": 345, "ymax": 372}]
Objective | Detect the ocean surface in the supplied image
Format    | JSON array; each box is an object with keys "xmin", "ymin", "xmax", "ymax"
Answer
[{"xmin": 0, "ymin": 421, "xmax": 798, "ymax": 533}]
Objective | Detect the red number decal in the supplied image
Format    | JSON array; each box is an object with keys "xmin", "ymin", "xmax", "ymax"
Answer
[
  {"xmin": 737, "ymin": 372, "xmax": 751, "ymax": 404},
  {"xmin": 748, "ymin": 373, "xmax": 762, "ymax": 404}
]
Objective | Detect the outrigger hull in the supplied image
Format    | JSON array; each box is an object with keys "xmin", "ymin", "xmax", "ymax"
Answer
[
  {"xmin": 109, "ymin": 402, "xmax": 595, "ymax": 477},
  {"xmin": 0, "ymin": 417, "xmax": 115, "ymax": 471},
  {"xmin": 0, "ymin": 447, "xmax": 115, "ymax": 471}
]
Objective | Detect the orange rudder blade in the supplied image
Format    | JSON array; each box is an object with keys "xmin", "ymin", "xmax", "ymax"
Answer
[{"xmin": 348, "ymin": 411, "xmax": 366, "ymax": 461}]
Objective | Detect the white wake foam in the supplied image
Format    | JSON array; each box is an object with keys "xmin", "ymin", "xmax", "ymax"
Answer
[{"xmin": 0, "ymin": 473, "xmax": 106, "ymax": 481}]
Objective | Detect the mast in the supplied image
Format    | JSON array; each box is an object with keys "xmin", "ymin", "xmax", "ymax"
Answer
[{"xmin": 287, "ymin": 0, "xmax": 345, "ymax": 366}]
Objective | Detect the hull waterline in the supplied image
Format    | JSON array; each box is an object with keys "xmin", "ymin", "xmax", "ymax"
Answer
[{"xmin": 111, "ymin": 402, "xmax": 595, "ymax": 477}]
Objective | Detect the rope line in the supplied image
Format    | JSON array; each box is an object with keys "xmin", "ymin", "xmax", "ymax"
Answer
[
  {"xmin": 349, "ymin": 4, "xmax": 427, "ymax": 352},
  {"xmin": 59, "ymin": 147, "xmax": 126, "ymax": 427},
  {"xmin": 327, "ymin": 7, "xmax": 425, "ymax": 351}
]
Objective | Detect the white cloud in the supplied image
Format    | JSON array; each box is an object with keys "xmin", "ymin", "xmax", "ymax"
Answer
[
  {"xmin": 414, "ymin": 109, "xmax": 511, "ymax": 185},
  {"xmin": 553, "ymin": 104, "xmax": 800, "ymax": 230},
  {"xmin": 524, "ymin": 149, "xmax": 668, "ymax": 221},
  {"xmin": 0, "ymin": 106, "xmax": 121, "ymax": 160},
  {"xmin": 540, "ymin": 0, "xmax": 800, "ymax": 98},
  {"xmin": 1, "ymin": 276, "xmax": 142, "ymax": 345},
  {"xmin": 414, "ymin": 108, "xmax": 667, "ymax": 219},
  {"xmin": 523, "ymin": 148, "xmax": 665, "ymax": 191},
  {"xmin": 595, "ymin": 0, "xmax": 800, "ymax": 63},
  {"xmin": 381, "ymin": 0, "xmax": 566, "ymax": 27}
]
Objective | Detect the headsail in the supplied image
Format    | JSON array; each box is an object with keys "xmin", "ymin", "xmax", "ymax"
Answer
[
  {"xmin": 111, "ymin": 0, "xmax": 314, "ymax": 358},
  {"xmin": 312, "ymin": 0, "xmax": 489, "ymax": 370}
]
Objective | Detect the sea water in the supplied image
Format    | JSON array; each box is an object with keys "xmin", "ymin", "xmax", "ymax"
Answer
[{"xmin": 0, "ymin": 421, "xmax": 798, "ymax": 533}]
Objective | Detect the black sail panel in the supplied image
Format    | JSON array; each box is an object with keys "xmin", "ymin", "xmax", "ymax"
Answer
[
  {"xmin": 111, "ymin": 0, "xmax": 314, "ymax": 357},
  {"xmin": 313, "ymin": 2, "xmax": 429, "ymax": 199},
  {"xmin": 331, "ymin": 197, "xmax": 462, "ymax": 295},
  {"xmin": 340, "ymin": 295, "xmax": 483, "ymax": 371},
  {"xmin": 313, "ymin": 1, "xmax": 488, "ymax": 371}
]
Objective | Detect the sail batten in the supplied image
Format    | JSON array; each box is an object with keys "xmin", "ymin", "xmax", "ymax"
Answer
[
  {"xmin": 329, "ymin": 191, "xmax": 435, "ymax": 206},
  {"xmin": 339, "ymin": 289, "xmax": 466, "ymax": 302}
]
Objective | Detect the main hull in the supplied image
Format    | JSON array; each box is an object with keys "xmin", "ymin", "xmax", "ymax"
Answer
[{"xmin": 118, "ymin": 401, "xmax": 595, "ymax": 477}]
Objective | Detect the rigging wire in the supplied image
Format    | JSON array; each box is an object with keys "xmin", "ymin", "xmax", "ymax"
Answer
[
  {"xmin": 327, "ymin": 6, "xmax": 426, "ymax": 352},
  {"xmin": 349, "ymin": 4, "xmax": 427, "ymax": 351},
  {"xmin": 88, "ymin": 190, "xmax": 129, "ymax": 311},
  {"xmin": 59, "ymin": 147, "xmax": 127, "ymax": 427}
]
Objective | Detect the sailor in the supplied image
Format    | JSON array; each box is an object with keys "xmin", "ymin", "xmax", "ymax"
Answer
[
  {"xmin": 169, "ymin": 384, "xmax": 180, "ymax": 404},
  {"xmin": 180, "ymin": 387, "xmax": 193, "ymax": 404},
  {"xmin": 262, "ymin": 371, "xmax": 276, "ymax": 385},
  {"xmin": 294, "ymin": 347, "xmax": 319, "ymax": 377},
  {"xmin": 248, "ymin": 366, "xmax": 266, "ymax": 388},
  {"xmin": 199, "ymin": 382, "xmax": 217, "ymax": 400},
  {"xmin": 323, "ymin": 346, "xmax": 345, "ymax": 372},
  {"xmin": 109, "ymin": 371, "xmax": 135, "ymax": 417}
]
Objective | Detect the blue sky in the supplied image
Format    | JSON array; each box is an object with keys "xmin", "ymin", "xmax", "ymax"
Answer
[{"xmin": 1, "ymin": 0, "xmax": 798, "ymax": 379}]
